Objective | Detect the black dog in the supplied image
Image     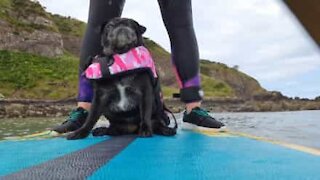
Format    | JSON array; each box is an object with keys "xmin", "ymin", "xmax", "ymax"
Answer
[{"xmin": 67, "ymin": 18, "xmax": 177, "ymax": 140}]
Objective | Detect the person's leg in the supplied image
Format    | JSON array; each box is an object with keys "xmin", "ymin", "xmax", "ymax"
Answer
[
  {"xmin": 157, "ymin": 0, "xmax": 224, "ymax": 128},
  {"xmin": 157, "ymin": 0, "xmax": 202, "ymax": 108},
  {"xmin": 157, "ymin": 0, "xmax": 201, "ymax": 107},
  {"xmin": 78, "ymin": 0, "xmax": 126, "ymax": 108},
  {"xmin": 53, "ymin": 0, "xmax": 125, "ymax": 133}
]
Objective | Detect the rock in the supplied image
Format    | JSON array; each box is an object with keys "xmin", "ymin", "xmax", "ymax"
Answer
[
  {"xmin": 25, "ymin": 16, "xmax": 54, "ymax": 27},
  {"xmin": 0, "ymin": 18, "xmax": 63, "ymax": 57},
  {"xmin": 55, "ymin": 112, "xmax": 63, "ymax": 117},
  {"xmin": 4, "ymin": 103, "xmax": 25, "ymax": 117},
  {"xmin": 0, "ymin": 93, "xmax": 4, "ymax": 100},
  {"xmin": 26, "ymin": 110, "xmax": 36, "ymax": 116},
  {"xmin": 61, "ymin": 34, "xmax": 82, "ymax": 57},
  {"xmin": 0, "ymin": 27, "xmax": 64, "ymax": 57},
  {"xmin": 253, "ymin": 91, "xmax": 287, "ymax": 101}
]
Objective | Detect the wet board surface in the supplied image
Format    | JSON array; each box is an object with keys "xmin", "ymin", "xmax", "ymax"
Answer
[{"xmin": 1, "ymin": 130, "xmax": 319, "ymax": 180}]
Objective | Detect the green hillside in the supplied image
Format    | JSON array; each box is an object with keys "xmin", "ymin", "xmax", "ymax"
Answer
[
  {"xmin": 0, "ymin": 50, "xmax": 78, "ymax": 99},
  {"xmin": 0, "ymin": 0, "xmax": 57, "ymax": 32},
  {"xmin": 50, "ymin": 14, "xmax": 86, "ymax": 37}
]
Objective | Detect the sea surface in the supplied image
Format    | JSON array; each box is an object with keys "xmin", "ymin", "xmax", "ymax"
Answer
[
  {"xmin": 1, "ymin": 110, "xmax": 319, "ymax": 149},
  {"xmin": 215, "ymin": 110, "xmax": 320, "ymax": 149}
]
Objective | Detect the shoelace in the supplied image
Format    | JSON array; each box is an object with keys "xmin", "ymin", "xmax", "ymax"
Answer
[
  {"xmin": 192, "ymin": 107, "xmax": 211, "ymax": 117},
  {"xmin": 68, "ymin": 109, "xmax": 86, "ymax": 122}
]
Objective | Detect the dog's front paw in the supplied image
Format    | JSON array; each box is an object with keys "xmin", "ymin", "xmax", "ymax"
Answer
[
  {"xmin": 67, "ymin": 129, "xmax": 90, "ymax": 140},
  {"xmin": 92, "ymin": 127, "xmax": 109, "ymax": 136},
  {"xmin": 138, "ymin": 123, "xmax": 153, "ymax": 137}
]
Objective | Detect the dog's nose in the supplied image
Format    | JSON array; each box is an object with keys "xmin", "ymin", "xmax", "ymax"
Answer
[
  {"xmin": 116, "ymin": 30, "xmax": 129, "ymax": 46},
  {"xmin": 117, "ymin": 33, "xmax": 129, "ymax": 46}
]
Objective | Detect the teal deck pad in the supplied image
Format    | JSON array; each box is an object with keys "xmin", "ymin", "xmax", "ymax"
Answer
[
  {"xmin": 89, "ymin": 131, "xmax": 320, "ymax": 180},
  {"xmin": 0, "ymin": 136, "xmax": 106, "ymax": 177},
  {"xmin": 2, "ymin": 136, "xmax": 135, "ymax": 180},
  {"xmin": 1, "ymin": 131, "xmax": 320, "ymax": 179}
]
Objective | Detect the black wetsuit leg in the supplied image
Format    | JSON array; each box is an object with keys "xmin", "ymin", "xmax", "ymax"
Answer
[
  {"xmin": 78, "ymin": 0, "xmax": 202, "ymax": 103},
  {"xmin": 158, "ymin": 0, "xmax": 203, "ymax": 103},
  {"xmin": 77, "ymin": 0, "xmax": 125, "ymax": 102}
]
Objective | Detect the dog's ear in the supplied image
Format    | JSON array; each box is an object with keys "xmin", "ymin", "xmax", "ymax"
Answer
[
  {"xmin": 99, "ymin": 22, "xmax": 109, "ymax": 34},
  {"xmin": 99, "ymin": 22, "xmax": 111, "ymax": 53},
  {"xmin": 133, "ymin": 21, "xmax": 146, "ymax": 46},
  {"xmin": 138, "ymin": 24, "xmax": 146, "ymax": 35},
  {"xmin": 133, "ymin": 20, "xmax": 146, "ymax": 35}
]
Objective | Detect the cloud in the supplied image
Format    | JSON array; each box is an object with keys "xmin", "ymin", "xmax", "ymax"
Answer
[
  {"xmin": 39, "ymin": 0, "xmax": 89, "ymax": 21},
  {"xmin": 37, "ymin": 0, "xmax": 320, "ymax": 98},
  {"xmin": 121, "ymin": 1, "xmax": 171, "ymax": 50}
]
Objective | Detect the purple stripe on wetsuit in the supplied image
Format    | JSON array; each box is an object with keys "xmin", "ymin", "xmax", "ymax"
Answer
[
  {"xmin": 172, "ymin": 65, "xmax": 201, "ymax": 89},
  {"xmin": 77, "ymin": 73, "xmax": 93, "ymax": 102},
  {"xmin": 183, "ymin": 75, "xmax": 201, "ymax": 88}
]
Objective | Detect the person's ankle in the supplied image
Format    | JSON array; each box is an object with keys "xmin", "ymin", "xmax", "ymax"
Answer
[
  {"xmin": 77, "ymin": 102, "xmax": 91, "ymax": 111},
  {"xmin": 185, "ymin": 101, "xmax": 201, "ymax": 114}
]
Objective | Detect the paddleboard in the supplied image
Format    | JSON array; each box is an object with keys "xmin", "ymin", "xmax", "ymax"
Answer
[{"xmin": 1, "ymin": 129, "xmax": 319, "ymax": 180}]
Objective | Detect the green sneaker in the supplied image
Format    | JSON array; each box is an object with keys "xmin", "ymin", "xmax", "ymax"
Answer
[
  {"xmin": 183, "ymin": 107, "xmax": 224, "ymax": 129},
  {"xmin": 52, "ymin": 107, "xmax": 88, "ymax": 133}
]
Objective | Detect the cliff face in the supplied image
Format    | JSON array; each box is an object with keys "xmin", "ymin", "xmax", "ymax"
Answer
[
  {"xmin": 0, "ymin": 0, "xmax": 64, "ymax": 57},
  {"xmin": 50, "ymin": 14, "xmax": 86, "ymax": 57},
  {"xmin": 0, "ymin": 0, "xmax": 268, "ymax": 100},
  {"xmin": 0, "ymin": 22, "xmax": 63, "ymax": 57}
]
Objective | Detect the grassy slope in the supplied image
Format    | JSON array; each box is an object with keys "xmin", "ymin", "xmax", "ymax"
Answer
[
  {"xmin": 50, "ymin": 14, "xmax": 86, "ymax": 37},
  {"xmin": 0, "ymin": 44, "xmax": 235, "ymax": 99},
  {"xmin": 0, "ymin": 37, "xmax": 240, "ymax": 99},
  {"xmin": 0, "ymin": 0, "xmax": 81, "ymax": 99},
  {"xmin": 0, "ymin": 0, "xmax": 58, "ymax": 32},
  {"xmin": 201, "ymin": 74, "xmax": 234, "ymax": 97},
  {"xmin": 0, "ymin": 50, "xmax": 78, "ymax": 99},
  {"xmin": 200, "ymin": 59, "xmax": 265, "ymax": 98}
]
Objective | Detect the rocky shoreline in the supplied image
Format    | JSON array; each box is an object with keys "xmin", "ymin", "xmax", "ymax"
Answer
[{"xmin": 1, "ymin": 98, "xmax": 320, "ymax": 118}]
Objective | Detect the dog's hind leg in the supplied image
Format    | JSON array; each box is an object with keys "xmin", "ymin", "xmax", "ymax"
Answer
[
  {"xmin": 138, "ymin": 77, "xmax": 154, "ymax": 137},
  {"xmin": 153, "ymin": 120, "xmax": 177, "ymax": 136}
]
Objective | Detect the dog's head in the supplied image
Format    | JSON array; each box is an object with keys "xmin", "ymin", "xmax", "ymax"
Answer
[{"xmin": 101, "ymin": 17, "xmax": 146, "ymax": 55}]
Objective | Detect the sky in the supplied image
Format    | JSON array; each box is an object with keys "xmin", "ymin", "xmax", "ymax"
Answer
[{"xmin": 38, "ymin": 0, "xmax": 320, "ymax": 99}]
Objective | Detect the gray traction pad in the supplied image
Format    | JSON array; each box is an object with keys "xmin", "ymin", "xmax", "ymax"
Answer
[{"xmin": 2, "ymin": 136, "xmax": 136, "ymax": 180}]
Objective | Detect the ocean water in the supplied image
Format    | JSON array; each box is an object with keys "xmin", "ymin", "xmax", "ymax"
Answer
[
  {"xmin": 1, "ymin": 110, "xmax": 319, "ymax": 149},
  {"xmin": 214, "ymin": 110, "xmax": 320, "ymax": 149}
]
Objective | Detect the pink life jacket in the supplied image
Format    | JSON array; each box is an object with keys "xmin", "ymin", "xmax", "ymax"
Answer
[{"xmin": 85, "ymin": 46, "xmax": 157, "ymax": 79}]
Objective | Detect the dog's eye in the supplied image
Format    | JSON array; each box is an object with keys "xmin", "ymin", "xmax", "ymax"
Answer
[
  {"xmin": 106, "ymin": 25, "xmax": 112, "ymax": 29},
  {"xmin": 105, "ymin": 24, "xmax": 114, "ymax": 30}
]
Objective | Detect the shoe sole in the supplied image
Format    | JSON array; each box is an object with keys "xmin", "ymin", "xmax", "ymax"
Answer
[{"xmin": 182, "ymin": 122, "xmax": 226, "ymax": 131}]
